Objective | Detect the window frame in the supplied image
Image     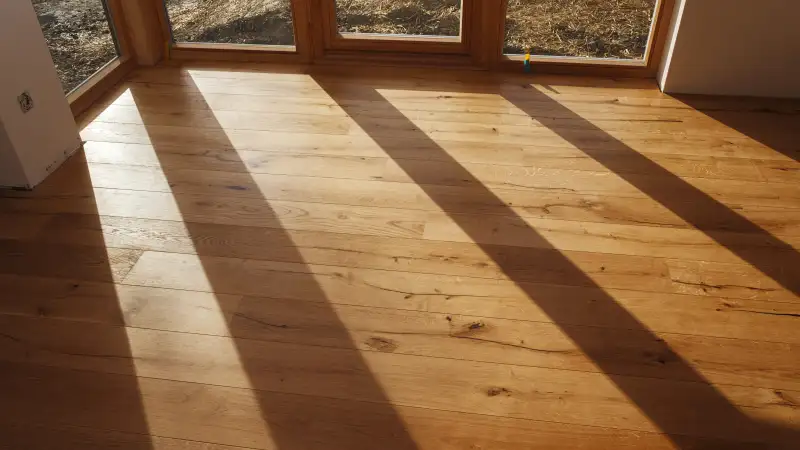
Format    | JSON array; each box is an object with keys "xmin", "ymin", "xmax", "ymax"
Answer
[
  {"xmin": 67, "ymin": 0, "xmax": 678, "ymax": 120},
  {"xmin": 65, "ymin": 0, "xmax": 137, "ymax": 117},
  {"xmin": 488, "ymin": 0, "xmax": 676, "ymax": 76},
  {"xmin": 316, "ymin": 0, "xmax": 475, "ymax": 55}
]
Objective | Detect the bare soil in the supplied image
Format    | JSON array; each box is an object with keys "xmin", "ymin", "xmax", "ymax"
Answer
[{"xmin": 33, "ymin": 0, "xmax": 118, "ymax": 94}]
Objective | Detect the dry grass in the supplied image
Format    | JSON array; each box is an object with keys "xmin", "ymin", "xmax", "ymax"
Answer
[
  {"xmin": 166, "ymin": 0, "xmax": 295, "ymax": 45},
  {"xmin": 33, "ymin": 0, "xmax": 117, "ymax": 94},
  {"xmin": 504, "ymin": 0, "xmax": 658, "ymax": 58},
  {"xmin": 336, "ymin": 0, "xmax": 462, "ymax": 36}
]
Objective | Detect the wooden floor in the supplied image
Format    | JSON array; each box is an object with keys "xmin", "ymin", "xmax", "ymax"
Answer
[{"xmin": 1, "ymin": 63, "xmax": 799, "ymax": 449}]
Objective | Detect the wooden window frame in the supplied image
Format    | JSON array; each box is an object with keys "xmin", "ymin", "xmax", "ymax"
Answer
[
  {"xmin": 66, "ymin": 0, "xmax": 137, "ymax": 117},
  {"xmin": 316, "ymin": 0, "xmax": 475, "ymax": 55},
  {"xmin": 486, "ymin": 0, "xmax": 676, "ymax": 77},
  {"xmin": 159, "ymin": 0, "xmax": 315, "ymax": 63},
  {"xmin": 69, "ymin": 0, "xmax": 679, "ymax": 120},
  {"xmin": 152, "ymin": 0, "xmax": 674, "ymax": 76}
]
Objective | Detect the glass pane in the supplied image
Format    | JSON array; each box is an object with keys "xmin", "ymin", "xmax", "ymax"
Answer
[
  {"xmin": 165, "ymin": 0, "xmax": 295, "ymax": 46},
  {"xmin": 504, "ymin": 0, "xmax": 658, "ymax": 59},
  {"xmin": 336, "ymin": 0, "xmax": 462, "ymax": 37},
  {"xmin": 33, "ymin": 0, "xmax": 119, "ymax": 94}
]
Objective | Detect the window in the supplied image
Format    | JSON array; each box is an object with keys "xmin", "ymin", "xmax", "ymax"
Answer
[
  {"xmin": 504, "ymin": 0, "xmax": 659, "ymax": 59},
  {"xmin": 33, "ymin": 0, "xmax": 120, "ymax": 94},
  {"xmin": 164, "ymin": 0, "xmax": 295, "ymax": 46},
  {"xmin": 336, "ymin": 0, "xmax": 463, "ymax": 38}
]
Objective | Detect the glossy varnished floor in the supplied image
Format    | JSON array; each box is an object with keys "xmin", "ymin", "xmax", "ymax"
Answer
[{"xmin": 1, "ymin": 63, "xmax": 799, "ymax": 449}]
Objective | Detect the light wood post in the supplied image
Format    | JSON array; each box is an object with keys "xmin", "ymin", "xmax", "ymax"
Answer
[
  {"xmin": 119, "ymin": 0, "xmax": 166, "ymax": 65},
  {"xmin": 473, "ymin": 0, "xmax": 507, "ymax": 69}
]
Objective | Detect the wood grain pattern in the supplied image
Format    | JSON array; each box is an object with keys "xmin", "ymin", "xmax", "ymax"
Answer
[
  {"xmin": 0, "ymin": 315, "xmax": 796, "ymax": 442},
  {"xmin": 5, "ymin": 361, "xmax": 761, "ymax": 450},
  {"xmin": 5, "ymin": 288, "xmax": 794, "ymax": 391},
  {"xmin": 17, "ymin": 154, "xmax": 792, "ymax": 236},
  {"xmin": 1, "ymin": 64, "xmax": 799, "ymax": 448},
  {"xmin": 0, "ymin": 212, "xmax": 51, "ymax": 239}
]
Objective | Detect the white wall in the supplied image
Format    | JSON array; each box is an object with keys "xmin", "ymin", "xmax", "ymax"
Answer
[
  {"xmin": 659, "ymin": 0, "xmax": 800, "ymax": 98},
  {"xmin": 0, "ymin": 120, "xmax": 28, "ymax": 188},
  {"xmin": 0, "ymin": 0, "xmax": 81, "ymax": 188}
]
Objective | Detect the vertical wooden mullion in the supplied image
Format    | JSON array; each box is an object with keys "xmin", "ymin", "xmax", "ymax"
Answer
[
  {"xmin": 103, "ymin": 0, "xmax": 131, "ymax": 59},
  {"xmin": 318, "ymin": 0, "xmax": 339, "ymax": 54},
  {"xmin": 116, "ymin": 0, "xmax": 166, "ymax": 65},
  {"xmin": 290, "ymin": 0, "xmax": 315, "ymax": 61},
  {"xmin": 153, "ymin": 0, "xmax": 174, "ymax": 50},
  {"xmin": 474, "ymin": 0, "xmax": 507, "ymax": 69},
  {"xmin": 459, "ymin": 0, "xmax": 474, "ymax": 52},
  {"xmin": 645, "ymin": 0, "xmax": 677, "ymax": 75}
]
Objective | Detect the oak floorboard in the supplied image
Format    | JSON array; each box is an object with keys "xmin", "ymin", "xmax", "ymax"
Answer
[
  {"xmin": 4, "ymin": 361, "xmax": 756, "ymax": 450},
  {"xmin": 119, "ymin": 251, "xmax": 800, "ymax": 338},
  {"xmin": 91, "ymin": 101, "xmax": 762, "ymax": 143},
  {"xmin": 76, "ymin": 126, "xmax": 800, "ymax": 209},
  {"xmin": 81, "ymin": 119, "xmax": 788, "ymax": 162},
  {"xmin": 81, "ymin": 137, "xmax": 770, "ymax": 183},
  {"xmin": 0, "ymin": 421, "xmax": 249, "ymax": 450},
  {"xmin": 1, "ymin": 284, "xmax": 796, "ymax": 390},
  {"xmin": 0, "ymin": 211, "xmax": 51, "ymax": 239},
  {"xmin": 35, "ymin": 154, "xmax": 795, "ymax": 234},
  {"xmin": 0, "ymin": 315, "xmax": 797, "ymax": 444},
  {"xmin": 37, "ymin": 213, "xmax": 674, "ymax": 294},
  {"xmin": 28, "ymin": 212, "xmax": 798, "ymax": 304},
  {"xmin": 2, "ymin": 63, "xmax": 799, "ymax": 449},
  {"xmin": 0, "ymin": 239, "xmax": 141, "ymax": 283},
  {"xmin": 4, "ymin": 176, "xmax": 798, "ymax": 278}
]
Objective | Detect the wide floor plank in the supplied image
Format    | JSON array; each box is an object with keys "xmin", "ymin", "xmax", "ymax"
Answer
[
  {"xmin": 1, "ymin": 63, "xmax": 798, "ymax": 449},
  {"xmin": 7, "ymin": 361, "xmax": 761, "ymax": 450}
]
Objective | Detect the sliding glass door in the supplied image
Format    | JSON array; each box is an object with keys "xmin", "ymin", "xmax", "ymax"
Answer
[{"xmin": 32, "ymin": 0, "xmax": 121, "ymax": 94}]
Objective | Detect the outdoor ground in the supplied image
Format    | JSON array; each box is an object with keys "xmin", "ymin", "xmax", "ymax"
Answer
[
  {"xmin": 33, "ymin": 0, "xmax": 117, "ymax": 94},
  {"xmin": 33, "ymin": 0, "xmax": 657, "ymax": 94},
  {"xmin": 166, "ymin": 0, "xmax": 657, "ymax": 58},
  {"xmin": 504, "ymin": 0, "xmax": 657, "ymax": 57}
]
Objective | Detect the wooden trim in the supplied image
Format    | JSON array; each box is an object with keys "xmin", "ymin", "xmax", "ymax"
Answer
[
  {"xmin": 495, "ymin": 0, "xmax": 675, "ymax": 77},
  {"xmin": 172, "ymin": 42, "xmax": 296, "ymax": 53},
  {"xmin": 170, "ymin": 46, "xmax": 306, "ymax": 64},
  {"xmin": 337, "ymin": 33, "xmax": 461, "ymax": 44},
  {"xmin": 645, "ymin": 0, "xmax": 677, "ymax": 74},
  {"xmin": 155, "ymin": 0, "xmax": 174, "ymax": 50},
  {"xmin": 103, "ymin": 0, "xmax": 676, "ymax": 79},
  {"xmin": 290, "ymin": 0, "xmax": 316, "ymax": 62},
  {"xmin": 304, "ymin": 0, "xmax": 327, "ymax": 59},
  {"xmin": 120, "ymin": 0, "xmax": 165, "ymax": 65},
  {"xmin": 159, "ymin": 0, "xmax": 313, "ymax": 62},
  {"xmin": 104, "ymin": 0, "xmax": 132, "ymax": 57},
  {"xmin": 507, "ymin": 54, "xmax": 647, "ymax": 67},
  {"xmin": 326, "ymin": 37, "xmax": 467, "ymax": 54},
  {"xmin": 68, "ymin": 57, "xmax": 135, "ymax": 118},
  {"xmin": 316, "ymin": 50, "xmax": 478, "ymax": 70},
  {"xmin": 474, "ymin": 0, "xmax": 507, "ymax": 68},
  {"xmin": 497, "ymin": 58, "xmax": 654, "ymax": 78}
]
